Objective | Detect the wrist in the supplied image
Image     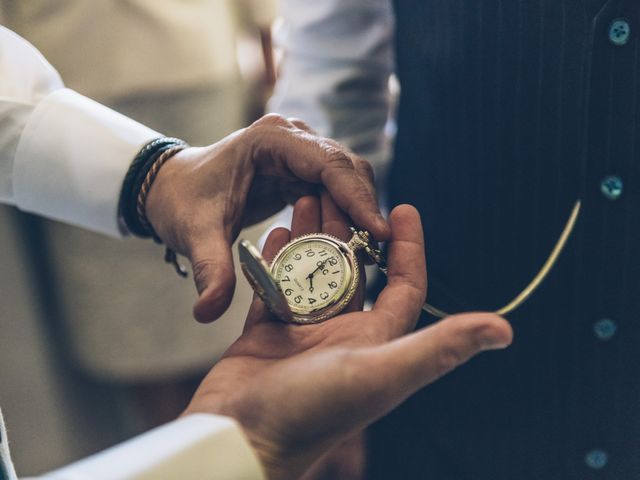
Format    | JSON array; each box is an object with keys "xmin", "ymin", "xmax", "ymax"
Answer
[
  {"xmin": 182, "ymin": 399, "xmax": 308, "ymax": 480},
  {"xmin": 118, "ymin": 137, "xmax": 187, "ymax": 237},
  {"xmin": 119, "ymin": 137, "xmax": 189, "ymax": 276}
]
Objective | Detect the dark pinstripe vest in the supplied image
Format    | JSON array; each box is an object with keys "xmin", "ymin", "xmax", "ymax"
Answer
[{"xmin": 369, "ymin": 1, "xmax": 640, "ymax": 479}]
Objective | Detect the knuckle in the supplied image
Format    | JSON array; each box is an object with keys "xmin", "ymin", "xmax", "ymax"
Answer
[
  {"xmin": 324, "ymin": 137, "xmax": 354, "ymax": 154},
  {"xmin": 191, "ymin": 259, "xmax": 216, "ymax": 292},
  {"xmin": 293, "ymin": 195, "xmax": 318, "ymax": 211},
  {"xmin": 348, "ymin": 184, "xmax": 375, "ymax": 211},
  {"xmin": 253, "ymin": 113, "xmax": 288, "ymax": 127},
  {"xmin": 245, "ymin": 114, "xmax": 289, "ymax": 141},
  {"xmin": 287, "ymin": 117, "xmax": 313, "ymax": 132},
  {"xmin": 356, "ymin": 157, "xmax": 375, "ymax": 177},
  {"xmin": 325, "ymin": 145, "xmax": 353, "ymax": 165}
]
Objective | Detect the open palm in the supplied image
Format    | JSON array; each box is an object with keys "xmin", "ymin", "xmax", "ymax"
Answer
[{"xmin": 184, "ymin": 194, "xmax": 513, "ymax": 480}]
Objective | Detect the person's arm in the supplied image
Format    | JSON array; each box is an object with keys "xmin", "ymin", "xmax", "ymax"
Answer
[
  {"xmin": 1, "ymin": 25, "xmax": 389, "ymax": 324},
  {"xmin": 0, "ymin": 24, "xmax": 379, "ymax": 479},
  {"xmin": 0, "ymin": 411, "xmax": 261, "ymax": 479},
  {"xmin": 0, "ymin": 25, "xmax": 262, "ymax": 480},
  {"xmin": 41, "ymin": 415, "xmax": 264, "ymax": 480},
  {"xmin": 0, "ymin": 25, "xmax": 159, "ymax": 236},
  {"xmin": 268, "ymin": 0, "xmax": 395, "ymax": 176},
  {"xmin": 184, "ymin": 194, "xmax": 513, "ymax": 479}
]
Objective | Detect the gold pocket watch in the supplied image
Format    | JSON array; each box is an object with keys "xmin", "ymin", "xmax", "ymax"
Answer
[
  {"xmin": 239, "ymin": 199, "xmax": 583, "ymax": 324},
  {"xmin": 239, "ymin": 228, "xmax": 383, "ymax": 324}
]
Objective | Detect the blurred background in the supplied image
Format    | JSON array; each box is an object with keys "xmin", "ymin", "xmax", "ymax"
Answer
[{"xmin": 0, "ymin": 0, "xmax": 278, "ymax": 475}]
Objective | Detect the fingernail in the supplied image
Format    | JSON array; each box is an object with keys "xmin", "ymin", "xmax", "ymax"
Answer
[{"xmin": 484, "ymin": 337, "xmax": 512, "ymax": 351}]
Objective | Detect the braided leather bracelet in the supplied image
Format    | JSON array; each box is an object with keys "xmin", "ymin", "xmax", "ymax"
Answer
[
  {"xmin": 137, "ymin": 145, "xmax": 189, "ymax": 277},
  {"xmin": 120, "ymin": 137, "xmax": 186, "ymax": 236},
  {"xmin": 119, "ymin": 137, "xmax": 189, "ymax": 277},
  {"xmin": 136, "ymin": 145, "xmax": 186, "ymax": 236}
]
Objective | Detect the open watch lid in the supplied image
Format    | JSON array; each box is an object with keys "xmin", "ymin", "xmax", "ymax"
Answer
[{"xmin": 238, "ymin": 239, "xmax": 293, "ymax": 323}]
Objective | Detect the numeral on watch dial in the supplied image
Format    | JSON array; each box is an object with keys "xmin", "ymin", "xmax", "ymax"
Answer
[{"xmin": 274, "ymin": 240, "xmax": 347, "ymax": 312}]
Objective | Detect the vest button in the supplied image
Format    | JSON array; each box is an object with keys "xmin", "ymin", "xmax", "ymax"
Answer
[
  {"xmin": 585, "ymin": 449, "xmax": 608, "ymax": 470},
  {"xmin": 600, "ymin": 175, "xmax": 623, "ymax": 200},
  {"xmin": 609, "ymin": 19, "xmax": 631, "ymax": 46},
  {"xmin": 593, "ymin": 318, "xmax": 617, "ymax": 341}
]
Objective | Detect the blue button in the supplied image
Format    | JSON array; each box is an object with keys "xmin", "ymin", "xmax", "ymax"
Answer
[
  {"xmin": 609, "ymin": 19, "xmax": 631, "ymax": 46},
  {"xmin": 600, "ymin": 175, "xmax": 623, "ymax": 200},
  {"xmin": 585, "ymin": 449, "xmax": 608, "ymax": 469},
  {"xmin": 593, "ymin": 318, "xmax": 617, "ymax": 341}
]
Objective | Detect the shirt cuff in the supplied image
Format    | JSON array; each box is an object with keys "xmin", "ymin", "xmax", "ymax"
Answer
[
  {"xmin": 12, "ymin": 88, "xmax": 160, "ymax": 237},
  {"xmin": 44, "ymin": 414, "xmax": 266, "ymax": 480}
]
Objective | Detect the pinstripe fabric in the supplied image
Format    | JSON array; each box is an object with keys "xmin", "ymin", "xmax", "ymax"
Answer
[{"xmin": 369, "ymin": 0, "xmax": 639, "ymax": 478}]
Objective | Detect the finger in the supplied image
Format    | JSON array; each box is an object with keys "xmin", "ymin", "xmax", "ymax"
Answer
[
  {"xmin": 190, "ymin": 229, "xmax": 236, "ymax": 324},
  {"xmin": 319, "ymin": 190, "xmax": 365, "ymax": 312},
  {"xmin": 291, "ymin": 195, "xmax": 322, "ymax": 238},
  {"xmin": 319, "ymin": 186, "xmax": 376, "ymax": 265},
  {"xmin": 353, "ymin": 155, "xmax": 375, "ymax": 186},
  {"xmin": 288, "ymin": 118, "xmax": 317, "ymax": 135},
  {"xmin": 262, "ymin": 227, "xmax": 292, "ymax": 263},
  {"xmin": 243, "ymin": 227, "xmax": 291, "ymax": 331},
  {"xmin": 250, "ymin": 115, "xmax": 389, "ymax": 241},
  {"xmin": 320, "ymin": 190, "xmax": 351, "ymax": 241},
  {"xmin": 349, "ymin": 154, "xmax": 378, "ymax": 207},
  {"xmin": 353, "ymin": 313, "xmax": 513, "ymax": 416},
  {"xmin": 343, "ymin": 264, "xmax": 366, "ymax": 313},
  {"xmin": 315, "ymin": 145, "xmax": 389, "ymax": 241},
  {"xmin": 372, "ymin": 205, "xmax": 427, "ymax": 337}
]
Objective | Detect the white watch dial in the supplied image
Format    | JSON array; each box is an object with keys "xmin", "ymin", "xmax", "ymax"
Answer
[{"xmin": 273, "ymin": 240, "xmax": 347, "ymax": 312}]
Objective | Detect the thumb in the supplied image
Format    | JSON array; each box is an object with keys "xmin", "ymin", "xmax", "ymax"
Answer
[
  {"xmin": 189, "ymin": 231, "xmax": 237, "ymax": 323},
  {"xmin": 353, "ymin": 313, "xmax": 513, "ymax": 415}
]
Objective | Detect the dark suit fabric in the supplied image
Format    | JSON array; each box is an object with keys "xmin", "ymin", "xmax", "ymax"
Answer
[{"xmin": 368, "ymin": 1, "xmax": 640, "ymax": 479}]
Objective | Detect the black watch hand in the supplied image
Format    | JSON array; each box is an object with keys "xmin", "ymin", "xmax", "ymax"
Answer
[
  {"xmin": 308, "ymin": 260, "xmax": 328, "ymax": 278},
  {"xmin": 306, "ymin": 260, "xmax": 328, "ymax": 293}
]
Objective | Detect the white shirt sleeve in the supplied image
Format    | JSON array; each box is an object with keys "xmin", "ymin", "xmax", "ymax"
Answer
[
  {"xmin": 268, "ymin": 0, "xmax": 395, "ymax": 177},
  {"xmin": 40, "ymin": 415, "xmax": 265, "ymax": 480},
  {"xmin": 1, "ymin": 409, "xmax": 18, "ymax": 480},
  {"xmin": 0, "ymin": 25, "xmax": 160, "ymax": 236}
]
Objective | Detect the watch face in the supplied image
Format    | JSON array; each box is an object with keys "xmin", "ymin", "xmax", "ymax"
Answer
[{"xmin": 272, "ymin": 236, "xmax": 352, "ymax": 315}]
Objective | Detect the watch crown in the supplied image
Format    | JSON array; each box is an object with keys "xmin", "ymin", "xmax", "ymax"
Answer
[
  {"xmin": 348, "ymin": 227, "xmax": 370, "ymax": 249},
  {"xmin": 348, "ymin": 227, "xmax": 388, "ymax": 274}
]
